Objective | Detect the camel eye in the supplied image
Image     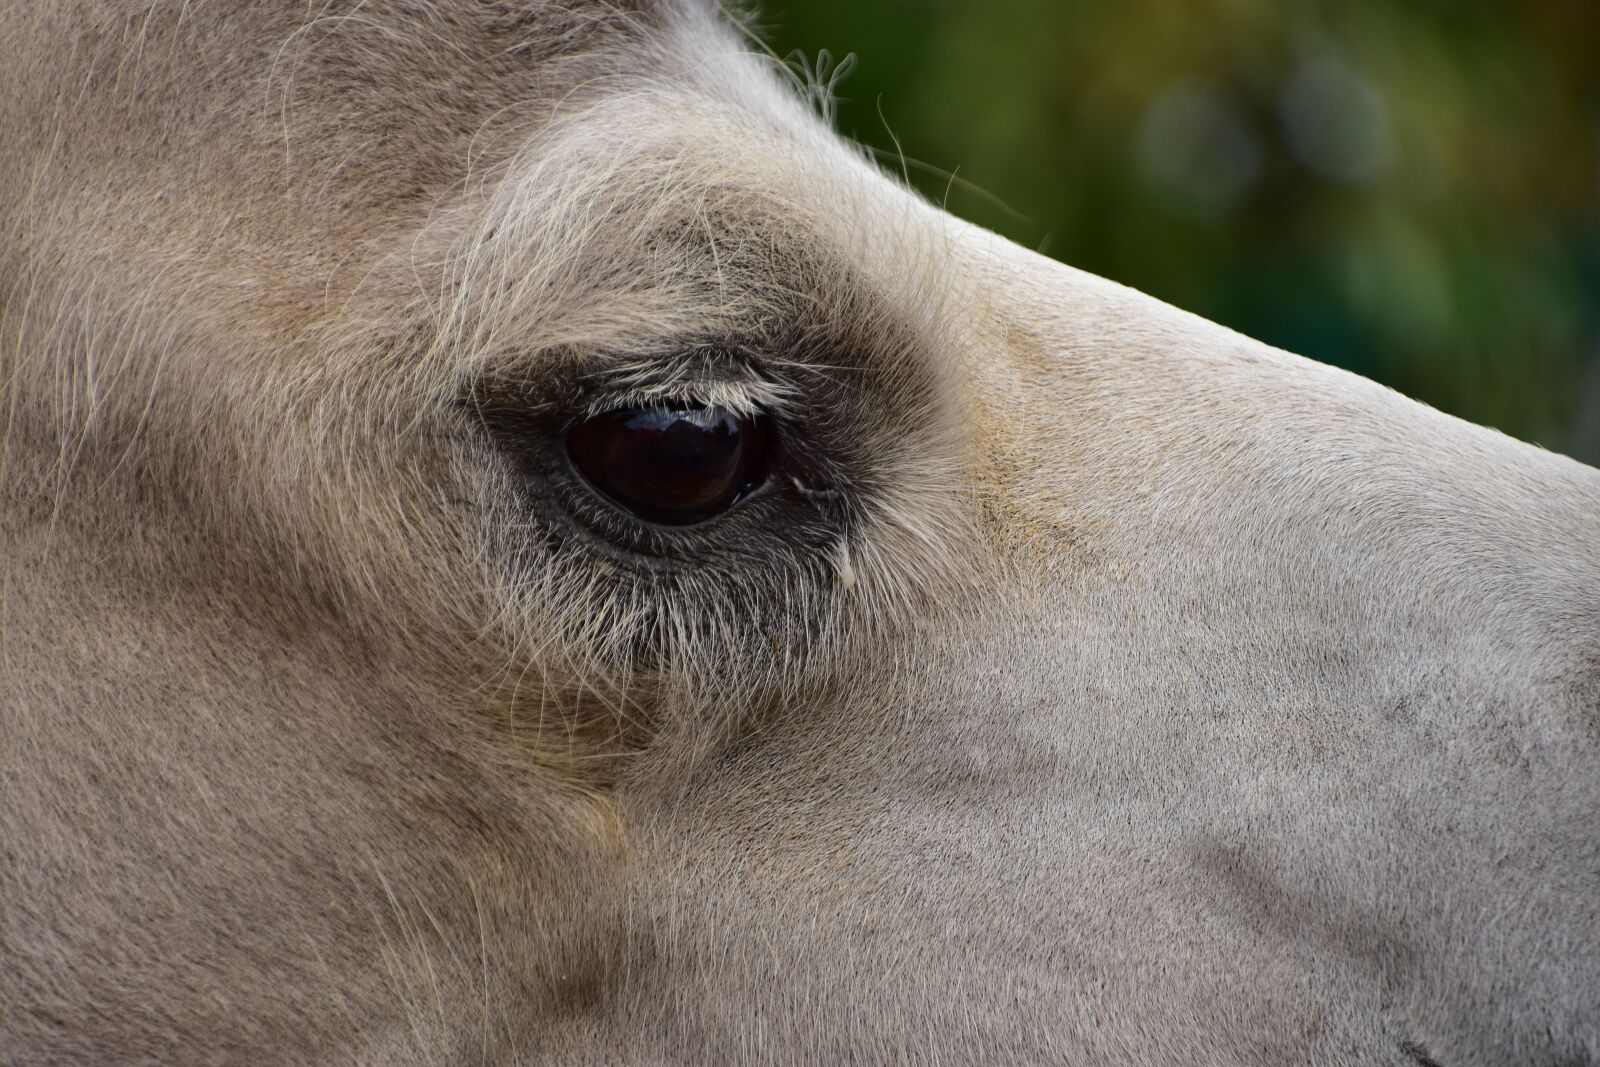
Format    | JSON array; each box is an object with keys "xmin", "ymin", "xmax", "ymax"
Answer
[{"xmin": 565, "ymin": 404, "xmax": 773, "ymax": 526}]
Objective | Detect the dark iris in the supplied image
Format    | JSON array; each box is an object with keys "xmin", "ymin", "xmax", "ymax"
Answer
[{"xmin": 565, "ymin": 404, "xmax": 773, "ymax": 526}]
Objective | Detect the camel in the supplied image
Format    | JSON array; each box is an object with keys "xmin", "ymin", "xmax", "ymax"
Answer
[{"xmin": 2, "ymin": 2, "xmax": 1596, "ymax": 1063}]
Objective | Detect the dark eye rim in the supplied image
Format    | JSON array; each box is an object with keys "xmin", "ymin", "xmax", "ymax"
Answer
[
  {"xmin": 559, "ymin": 403, "xmax": 779, "ymax": 532},
  {"xmin": 464, "ymin": 359, "xmax": 860, "ymax": 567}
]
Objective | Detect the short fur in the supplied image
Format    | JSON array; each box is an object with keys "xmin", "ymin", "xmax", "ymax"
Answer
[{"xmin": 2, "ymin": 3, "xmax": 1596, "ymax": 1064}]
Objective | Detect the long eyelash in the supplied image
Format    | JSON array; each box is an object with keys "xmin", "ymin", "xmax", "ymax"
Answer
[
  {"xmin": 579, "ymin": 375, "xmax": 795, "ymax": 420},
  {"xmin": 562, "ymin": 340, "xmax": 803, "ymax": 419}
]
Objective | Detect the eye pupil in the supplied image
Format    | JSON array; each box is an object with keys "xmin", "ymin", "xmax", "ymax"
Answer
[{"xmin": 565, "ymin": 404, "xmax": 772, "ymax": 526}]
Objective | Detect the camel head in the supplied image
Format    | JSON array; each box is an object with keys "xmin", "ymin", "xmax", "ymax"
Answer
[{"xmin": 3, "ymin": 2, "xmax": 1596, "ymax": 1063}]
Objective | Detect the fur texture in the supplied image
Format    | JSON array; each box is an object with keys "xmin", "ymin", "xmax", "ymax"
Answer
[{"xmin": 2, "ymin": 2, "xmax": 1596, "ymax": 1064}]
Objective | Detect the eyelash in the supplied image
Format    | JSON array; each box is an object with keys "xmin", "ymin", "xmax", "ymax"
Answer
[{"xmin": 570, "ymin": 370, "xmax": 795, "ymax": 419}]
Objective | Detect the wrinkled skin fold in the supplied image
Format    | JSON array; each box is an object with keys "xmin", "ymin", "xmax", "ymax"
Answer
[{"xmin": 1, "ymin": 3, "xmax": 1596, "ymax": 1065}]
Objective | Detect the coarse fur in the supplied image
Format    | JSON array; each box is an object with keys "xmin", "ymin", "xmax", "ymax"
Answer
[{"xmin": 1, "ymin": 2, "xmax": 1596, "ymax": 1064}]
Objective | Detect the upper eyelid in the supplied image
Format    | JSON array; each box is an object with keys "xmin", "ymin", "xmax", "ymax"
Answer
[
  {"xmin": 569, "ymin": 348, "xmax": 799, "ymax": 419},
  {"xmin": 465, "ymin": 343, "xmax": 802, "ymax": 424},
  {"xmin": 578, "ymin": 376, "xmax": 795, "ymax": 419}
]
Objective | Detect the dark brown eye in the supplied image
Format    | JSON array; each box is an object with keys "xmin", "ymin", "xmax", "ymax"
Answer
[{"xmin": 565, "ymin": 405, "xmax": 772, "ymax": 526}]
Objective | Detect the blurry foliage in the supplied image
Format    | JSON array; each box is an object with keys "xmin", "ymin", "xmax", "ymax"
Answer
[{"xmin": 761, "ymin": 0, "xmax": 1600, "ymax": 460}]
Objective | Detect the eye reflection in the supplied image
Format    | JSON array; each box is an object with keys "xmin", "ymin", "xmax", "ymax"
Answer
[{"xmin": 565, "ymin": 404, "xmax": 772, "ymax": 526}]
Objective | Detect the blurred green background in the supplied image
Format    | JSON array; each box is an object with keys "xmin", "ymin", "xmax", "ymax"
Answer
[{"xmin": 762, "ymin": 0, "xmax": 1600, "ymax": 462}]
